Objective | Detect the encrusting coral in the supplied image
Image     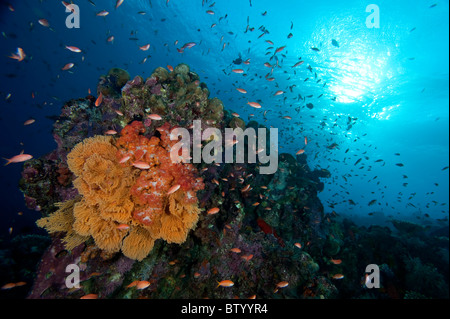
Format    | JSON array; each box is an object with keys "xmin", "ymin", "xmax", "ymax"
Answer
[{"xmin": 37, "ymin": 121, "xmax": 204, "ymax": 261}]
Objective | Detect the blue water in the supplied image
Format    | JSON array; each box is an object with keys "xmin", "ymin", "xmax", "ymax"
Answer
[{"xmin": 0, "ymin": 0, "xmax": 448, "ymax": 237}]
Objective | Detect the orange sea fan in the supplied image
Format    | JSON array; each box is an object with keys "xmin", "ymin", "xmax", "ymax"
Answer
[
  {"xmin": 36, "ymin": 198, "xmax": 89, "ymax": 250},
  {"xmin": 121, "ymin": 226, "xmax": 155, "ymax": 261}
]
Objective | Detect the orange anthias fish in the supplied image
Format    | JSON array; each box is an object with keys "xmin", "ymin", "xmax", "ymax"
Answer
[
  {"xmin": 148, "ymin": 114, "xmax": 162, "ymax": 120},
  {"xmin": 247, "ymin": 102, "xmax": 261, "ymax": 108},
  {"xmin": 330, "ymin": 258, "xmax": 342, "ymax": 265},
  {"xmin": 96, "ymin": 10, "xmax": 109, "ymax": 17},
  {"xmin": 61, "ymin": 63, "xmax": 74, "ymax": 71},
  {"xmin": 80, "ymin": 294, "xmax": 98, "ymax": 299},
  {"xmin": 332, "ymin": 274, "xmax": 345, "ymax": 280},
  {"xmin": 65, "ymin": 45, "xmax": 82, "ymax": 53},
  {"xmin": 167, "ymin": 65, "xmax": 174, "ymax": 72},
  {"xmin": 207, "ymin": 207, "xmax": 220, "ymax": 215},
  {"xmin": 296, "ymin": 149, "xmax": 305, "ymax": 155},
  {"xmin": 132, "ymin": 161, "xmax": 150, "ymax": 169},
  {"xmin": 38, "ymin": 19, "xmax": 50, "ymax": 27},
  {"xmin": 139, "ymin": 44, "xmax": 150, "ymax": 51},
  {"xmin": 236, "ymin": 88, "xmax": 247, "ymax": 94},
  {"xmin": 276, "ymin": 281, "xmax": 289, "ymax": 288},
  {"xmin": 232, "ymin": 69, "xmax": 244, "ymax": 74},
  {"xmin": 119, "ymin": 155, "xmax": 131, "ymax": 163},
  {"xmin": 23, "ymin": 118, "xmax": 35, "ymax": 126},
  {"xmin": 136, "ymin": 281, "xmax": 151, "ymax": 290},
  {"xmin": 9, "ymin": 47, "xmax": 26, "ymax": 62},
  {"xmin": 115, "ymin": 0, "xmax": 124, "ymax": 9},
  {"xmin": 95, "ymin": 93, "xmax": 103, "ymax": 107},
  {"xmin": 167, "ymin": 184, "xmax": 181, "ymax": 195},
  {"xmin": 275, "ymin": 46, "xmax": 286, "ymax": 54},
  {"xmin": 3, "ymin": 151, "xmax": 33, "ymax": 165},
  {"xmin": 217, "ymin": 280, "xmax": 234, "ymax": 288},
  {"xmin": 274, "ymin": 90, "xmax": 285, "ymax": 96}
]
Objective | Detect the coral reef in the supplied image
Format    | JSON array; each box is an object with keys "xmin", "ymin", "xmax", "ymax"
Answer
[{"xmin": 17, "ymin": 64, "xmax": 448, "ymax": 299}]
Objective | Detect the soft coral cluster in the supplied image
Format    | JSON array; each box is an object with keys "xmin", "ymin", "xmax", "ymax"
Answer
[{"xmin": 116, "ymin": 121, "xmax": 204, "ymax": 227}]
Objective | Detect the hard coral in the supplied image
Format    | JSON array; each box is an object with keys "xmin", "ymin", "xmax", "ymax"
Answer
[{"xmin": 37, "ymin": 121, "xmax": 204, "ymax": 261}]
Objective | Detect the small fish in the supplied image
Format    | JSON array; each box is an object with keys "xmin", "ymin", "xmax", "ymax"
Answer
[
  {"xmin": 230, "ymin": 248, "xmax": 241, "ymax": 253},
  {"xmin": 206, "ymin": 10, "xmax": 214, "ymax": 14},
  {"xmin": 96, "ymin": 10, "xmax": 109, "ymax": 16},
  {"xmin": 232, "ymin": 69, "xmax": 244, "ymax": 74},
  {"xmin": 139, "ymin": 44, "xmax": 150, "ymax": 51},
  {"xmin": 95, "ymin": 93, "xmax": 103, "ymax": 107},
  {"xmin": 181, "ymin": 42, "xmax": 196, "ymax": 49},
  {"xmin": 1, "ymin": 283, "xmax": 16, "ymax": 290},
  {"xmin": 38, "ymin": 19, "xmax": 50, "ymax": 27},
  {"xmin": 132, "ymin": 161, "xmax": 150, "ymax": 169},
  {"xmin": 167, "ymin": 65, "xmax": 174, "ymax": 72},
  {"xmin": 331, "ymin": 39, "xmax": 339, "ymax": 47},
  {"xmin": 9, "ymin": 47, "xmax": 26, "ymax": 62},
  {"xmin": 231, "ymin": 112, "xmax": 240, "ymax": 117},
  {"xmin": 148, "ymin": 114, "xmax": 162, "ymax": 120},
  {"xmin": 282, "ymin": 116, "xmax": 291, "ymax": 120},
  {"xmin": 80, "ymin": 294, "xmax": 98, "ymax": 299},
  {"xmin": 119, "ymin": 155, "xmax": 131, "ymax": 163},
  {"xmin": 368, "ymin": 199, "xmax": 377, "ymax": 206},
  {"xmin": 115, "ymin": 0, "xmax": 124, "ymax": 9},
  {"xmin": 167, "ymin": 184, "xmax": 181, "ymax": 195},
  {"xmin": 116, "ymin": 224, "xmax": 130, "ymax": 230},
  {"xmin": 330, "ymin": 258, "xmax": 342, "ymax": 265},
  {"xmin": 105, "ymin": 130, "xmax": 117, "ymax": 135},
  {"xmin": 292, "ymin": 61, "xmax": 304, "ymax": 68},
  {"xmin": 236, "ymin": 88, "xmax": 247, "ymax": 94},
  {"xmin": 136, "ymin": 281, "xmax": 151, "ymax": 290},
  {"xmin": 276, "ymin": 281, "xmax": 289, "ymax": 288},
  {"xmin": 247, "ymin": 102, "xmax": 261, "ymax": 108},
  {"xmin": 395, "ymin": 163, "xmax": 404, "ymax": 167},
  {"xmin": 3, "ymin": 151, "xmax": 33, "ymax": 165},
  {"xmin": 65, "ymin": 45, "xmax": 82, "ymax": 53},
  {"xmin": 62, "ymin": 63, "xmax": 74, "ymax": 71},
  {"xmin": 207, "ymin": 207, "xmax": 220, "ymax": 215},
  {"xmin": 24, "ymin": 119, "xmax": 35, "ymax": 126},
  {"xmin": 332, "ymin": 274, "xmax": 344, "ymax": 280},
  {"xmin": 311, "ymin": 47, "xmax": 320, "ymax": 51},
  {"xmin": 296, "ymin": 149, "xmax": 305, "ymax": 155},
  {"xmin": 274, "ymin": 90, "xmax": 284, "ymax": 96},
  {"xmin": 241, "ymin": 254, "xmax": 253, "ymax": 261},
  {"xmin": 294, "ymin": 243, "xmax": 302, "ymax": 249},
  {"xmin": 217, "ymin": 280, "xmax": 234, "ymax": 288},
  {"xmin": 275, "ymin": 46, "xmax": 286, "ymax": 53},
  {"xmin": 107, "ymin": 35, "xmax": 115, "ymax": 42}
]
